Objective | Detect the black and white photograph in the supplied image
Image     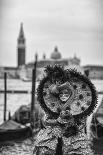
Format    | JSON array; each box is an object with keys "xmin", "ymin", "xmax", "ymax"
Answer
[{"xmin": 0, "ymin": 0, "xmax": 103, "ymax": 154}]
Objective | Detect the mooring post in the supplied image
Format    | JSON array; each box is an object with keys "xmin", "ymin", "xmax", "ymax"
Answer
[
  {"xmin": 4, "ymin": 72, "xmax": 7, "ymax": 122},
  {"xmin": 30, "ymin": 54, "xmax": 37, "ymax": 128}
]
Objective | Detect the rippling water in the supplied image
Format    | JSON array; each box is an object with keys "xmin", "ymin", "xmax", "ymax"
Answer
[
  {"xmin": 0, "ymin": 79, "xmax": 103, "ymax": 154},
  {"xmin": 0, "ymin": 79, "xmax": 32, "ymax": 123},
  {"xmin": 0, "ymin": 138, "xmax": 35, "ymax": 155}
]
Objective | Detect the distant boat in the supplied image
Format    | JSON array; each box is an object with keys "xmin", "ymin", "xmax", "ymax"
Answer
[
  {"xmin": 0, "ymin": 120, "xmax": 32, "ymax": 142},
  {"xmin": 20, "ymin": 77, "xmax": 31, "ymax": 82},
  {"xmin": 19, "ymin": 65, "xmax": 31, "ymax": 82}
]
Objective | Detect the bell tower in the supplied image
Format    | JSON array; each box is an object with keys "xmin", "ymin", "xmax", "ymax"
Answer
[{"xmin": 17, "ymin": 23, "xmax": 26, "ymax": 67}]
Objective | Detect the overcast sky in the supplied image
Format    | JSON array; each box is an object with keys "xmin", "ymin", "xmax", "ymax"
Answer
[{"xmin": 0, "ymin": 0, "xmax": 103, "ymax": 67}]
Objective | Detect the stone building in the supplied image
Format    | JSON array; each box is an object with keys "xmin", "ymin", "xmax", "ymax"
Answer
[
  {"xmin": 84, "ymin": 65, "xmax": 103, "ymax": 79},
  {"xmin": 0, "ymin": 23, "xmax": 86, "ymax": 80},
  {"xmin": 1, "ymin": 23, "xmax": 103, "ymax": 80},
  {"xmin": 0, "ymin": 66, "xmax": 18, "ymax": 79},
  {"xmin": 23, "ymin": 46, "xmax": 81, "ymax": 81}
]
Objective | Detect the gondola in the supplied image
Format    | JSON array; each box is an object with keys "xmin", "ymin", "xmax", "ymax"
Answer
[
  {"xmin": 91, "ymin": 98, "xmax": 103, "ymax": 138},
  {"xmin": 91, "ymin": 112, "xmax": 103, "ymax": 154},
  {"xmin": 0, "ymin": 120, "xmax": 32, "ymax": 142},
  {"xmin": 91, "ymin": 113, "xmax": 103, "ymax": 138}
]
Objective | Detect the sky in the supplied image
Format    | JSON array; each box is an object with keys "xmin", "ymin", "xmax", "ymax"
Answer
[{"xmin": 0, "ymin": 0, "xmax": 103, "ymax": 67}]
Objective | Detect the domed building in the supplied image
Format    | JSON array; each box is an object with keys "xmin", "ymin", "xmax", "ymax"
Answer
[
  {"xmin": 1, "ymin": 23, "xmax": 103, "ymax": 80},
  {"xmin": 12, "ymin": 23, "xmax": 81, "ymax": 80},
  {"xmin": 16, "ymin": 24, "xmax": 81, "ymax": 80},
  {"xmin": 50, "ymin": 46, "xmax": 61, "ymax": 60},
  {"xmin": 22, "ymin": 46, "xmax": 81, "ymax": 80}
]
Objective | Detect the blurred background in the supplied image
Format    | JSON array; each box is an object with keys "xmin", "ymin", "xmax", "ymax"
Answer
[{"xmin": 0, "ymin": 0, "xmax": 103, "ymax": 154}]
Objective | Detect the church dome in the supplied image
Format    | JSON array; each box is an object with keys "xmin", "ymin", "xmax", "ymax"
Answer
[{"xmin": 50, "ymin": 46, "xmax": 61, "ymax": 59}]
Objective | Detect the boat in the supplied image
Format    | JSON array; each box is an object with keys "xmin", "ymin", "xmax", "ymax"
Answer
[
  {"xmin": 90, "ymin": 99, "xmax": 103, "ymax": 154},
  {"xmin": 11, "ymin": 105, "xmax": 31, "ymax": 125},
  {"xmin": 18, "ymin": 65, "xmax": 31, "ymax": 82},
  {"xmin": 91, "ymin": 97, "xmax": 103, "ymax": 140},
  {"xmin": 21, "ymin": 77, "xmax": 31, "ymax": 82},
  {"xmin": 11, "ymin": 103, "xmax": 44, "ymax": 129},
  {"xmin": 0, "ymin": 120, "xmax": 32, "ymax": 142},
  {"xmin": 91, "ymin": 113, "xmax": 103, "ymax": 138}
]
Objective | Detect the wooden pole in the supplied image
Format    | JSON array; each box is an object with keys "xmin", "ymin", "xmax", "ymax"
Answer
[
  {"xmin": 30, "ymin": 55, "xmax": 37, "ymax": 128},
  {"xmin": 4, "ymin": 72, "xmax": 7, "ymax": 122}
]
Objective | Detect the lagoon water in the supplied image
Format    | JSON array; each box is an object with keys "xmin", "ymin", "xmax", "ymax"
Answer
[
  {"xmin": 0, "ymin": 79, "xmax": 103, "ymax": 154},
  {"xmin": 0, "ymin": 79, "xmax": 35, "ymax": 155},
  {"xmin": 0, "ymin": 79, "xmax": 32, "ymax": 124}
]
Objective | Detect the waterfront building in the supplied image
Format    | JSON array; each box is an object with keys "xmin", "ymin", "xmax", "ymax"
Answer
[
  {"xmin": 0, "ymin": 23, "xmax": 81, "ymax": 80},
  {"xmin": 0, "ymin": 66, "xmax": 18, "ymax": 79},
  {"xmin": 24, "ymin": 46, "xmax": 81, "ymax": 80},
  {"xmin": 84, "ymin": 65, "xmax": 103, "ymax": 79},
  {"xmin": 0, "ymin": 23, "xmax": 103, "ymax": 80}
]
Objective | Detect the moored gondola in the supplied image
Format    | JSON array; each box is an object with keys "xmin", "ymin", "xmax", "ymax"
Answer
[
  {"xmin": 90, "ymin": 102, "xmax": 103, "ymax": 154},
  {"xmin": 0, "ymin": 120, "xmax": 32, "ymax": 142}
]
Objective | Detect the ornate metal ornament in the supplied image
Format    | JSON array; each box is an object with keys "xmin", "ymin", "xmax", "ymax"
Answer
[{"xmin": 37, "ymin": 65, "xmax": 97, "ymax": 121}]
